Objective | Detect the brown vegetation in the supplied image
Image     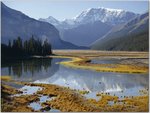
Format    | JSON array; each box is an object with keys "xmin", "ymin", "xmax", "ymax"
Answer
[
  {"xmin": 1, "ymin": 77, "xmax": 149, "ymax": 112},
  {"xmin": 52, "ymin": 50, "xmax": 149, "ymax": 74}
]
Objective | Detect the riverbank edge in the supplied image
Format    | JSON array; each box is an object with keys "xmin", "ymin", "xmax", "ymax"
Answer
[{"xmin": 49, "ymin": 55, "xmax": 148, "ymax": 74}]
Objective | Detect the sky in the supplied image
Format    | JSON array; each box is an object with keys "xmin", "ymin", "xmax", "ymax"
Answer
[{"xmin": 2, "ymin": 0, "xmax": 149, "ymax": 21}]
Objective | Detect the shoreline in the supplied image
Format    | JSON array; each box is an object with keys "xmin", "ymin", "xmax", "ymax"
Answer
[{"xmin": 49, "ymin": 50, "xmax": 149, "ymax": 74}]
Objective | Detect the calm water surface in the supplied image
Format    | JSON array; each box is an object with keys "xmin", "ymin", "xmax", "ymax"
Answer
[{"xmin": 1, "ymin": 58, "xmax": 149, "ymax": 98}]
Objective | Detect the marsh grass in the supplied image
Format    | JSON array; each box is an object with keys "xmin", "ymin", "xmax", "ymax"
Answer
[
  {"xmin": 59, "ymin": 57, "xmax": 148, "ymax": 73},
  {"xmin": 50, "ymin": 50, "xmax": 148, "ymax": 74},
  {"xmin": 1, "ymin": 78, "xmax": 149, "ymax": 112}
]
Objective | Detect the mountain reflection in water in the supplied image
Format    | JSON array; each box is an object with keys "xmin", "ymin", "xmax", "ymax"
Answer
[
  {"xmin": 35, "ymin": 64, "xmax": 148, "ymax": 93},
  {"xmin": 2, "ymin": 58, "xmax": 148, "ymax": 93}
]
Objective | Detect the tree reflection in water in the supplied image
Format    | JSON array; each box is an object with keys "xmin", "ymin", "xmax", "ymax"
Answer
[{"xmin": 3, "ymin": 58, "xmax": 52, "ymax": 78}]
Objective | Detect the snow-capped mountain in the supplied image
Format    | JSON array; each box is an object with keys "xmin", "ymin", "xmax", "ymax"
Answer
[
  {"xmin": 39, "ymin": 16, "xmax": 60, "ymax": 26},
  {"xmin": 39, "ymin": 7, "xmax": 138, "ymax": 29},
  {"xmin": 38, "ymin": 7, "xmax": 140, "ymax": 47},
  {"xmin": 73, "ymin": 7, "xmax": 138, "ymax": 25},
  {"xmin": 91, "ymin": 12, "xmax": 149, "ymax": 51}
]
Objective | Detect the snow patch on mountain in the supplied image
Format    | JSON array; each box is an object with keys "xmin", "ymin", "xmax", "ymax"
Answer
[{"xmin": 73, "ymin": 7, "xmax": 138, "ymax": 25}]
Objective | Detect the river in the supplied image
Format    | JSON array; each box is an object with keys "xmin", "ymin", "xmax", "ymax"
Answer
[{"xmin": 1, "ymin": 57, "xmax": 148, "ymax": 100}]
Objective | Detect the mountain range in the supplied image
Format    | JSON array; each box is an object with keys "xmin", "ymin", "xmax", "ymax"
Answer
[
  {"xmin": 91, "ymin": 12, "xmax": 149, "ymax": 51},
  {"xmin": 1, "ymin": 2, "xmax": 83, "ymax": 49},
  {"xmin": 39, "ymin": 7, "xmax": 139, "ymax": 47},
  {"xmin": 1, "ymin": 2, "xmax": 148, "ymax": 51},
  {"xmin": 39, "ymin": 7, "xmax": 138, "ymax": 29}
]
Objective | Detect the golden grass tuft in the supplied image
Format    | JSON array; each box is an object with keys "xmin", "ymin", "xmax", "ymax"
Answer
[{"xmin": 1, "ymin": 76, "xmax": 12, "ymax": 81}]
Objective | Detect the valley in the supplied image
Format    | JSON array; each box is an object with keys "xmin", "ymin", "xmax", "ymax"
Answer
[{"xmin": 1, "ymin": 1, "xmax": 149, "ymax": 112}]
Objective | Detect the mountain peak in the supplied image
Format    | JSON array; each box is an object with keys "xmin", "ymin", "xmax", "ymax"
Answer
[
  {"xmin": 73, "ymin": 7, "xmax": 138, "ymax": 25},
  {"xmin": 1, "ymin": 2, "xmax": 6, "ymax": 7},
  {"xmin": 47, "ymin": 16, "xmax": 56, "ymax": 20},
  {"xmin": 39, "ymin": 16, "xmax": 60, "ymax": 26},
  {"xmin": 71, "ymin": 7, "xmax": 131, "ymax": 23},
  {"xmin": 98, "ymin": 7, "xmax": 124, "ymax": 12}
]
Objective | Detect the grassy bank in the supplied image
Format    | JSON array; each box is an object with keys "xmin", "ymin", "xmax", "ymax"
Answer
[
  {"xmin": 59, "ymin": 57, "xmax": 148, "ymax": 73},
  {"xmin": 51, "ymin": 50, "xmax": 149, "ymax": 74}
]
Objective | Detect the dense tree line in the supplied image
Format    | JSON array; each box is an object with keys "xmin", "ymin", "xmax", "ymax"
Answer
[{"xmin": 2, "ymin": 35, "xmax": 52, "ymax": 60}]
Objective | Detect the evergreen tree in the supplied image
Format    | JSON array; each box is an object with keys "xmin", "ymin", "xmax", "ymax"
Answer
[
  {"xmin": 16, "ymin": 36, "xmax": 22, "ymax": 49},
  {"xmin": 12, "ymin": 37, "xmax": 23, "ymax": 50},
  {"xmin": 12, "ymin": 39, "xmax": 17, "ymax": 48},
  {"xmin": 24, "ymin": 40, "xmax": 28, "ymax": 53},
  {"xmin": 8, "ymin": 40, "xmax": 11, "ymax": 48},
  {"xmin": 42, "ymin": 38, "xmax": 52, "ymax": 56}
]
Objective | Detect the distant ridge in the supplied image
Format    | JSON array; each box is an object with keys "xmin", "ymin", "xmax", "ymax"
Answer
[{"xmin": 91, "ymin": 12, "xmax": 149, "ymax": 51}]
